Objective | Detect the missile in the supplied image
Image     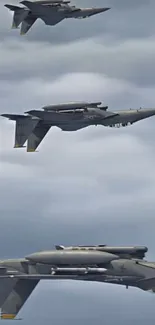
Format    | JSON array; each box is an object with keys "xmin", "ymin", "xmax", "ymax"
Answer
[
  {"xmin": 51, "ymin": 267, "xmax": 107, "ymax": 275},
  {"xmin": 26, "ymin": 250, "xmax": 119, "ymax": 265}
]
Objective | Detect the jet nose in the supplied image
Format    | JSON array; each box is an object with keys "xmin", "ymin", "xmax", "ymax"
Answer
[
  {"xmin": 143, "ymin": 109, "xmax": 155, "ymax": 117},
  {"xmin": 92, "ymin": 7, "xmax": 111, "ymax": 14},
  {"xmin": 85, "ymin": 7, "xmax": 110, "ymax": 17}
]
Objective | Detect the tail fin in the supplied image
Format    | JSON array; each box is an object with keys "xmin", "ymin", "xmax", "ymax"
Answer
[
  {"xmin": 0, "ymin": 278, "xmax": 17, "ymax": 307},
  {"xmin": 20, "ymin": 16, "xmax": 37, "ymax": 35},
  {"xmin": 27, "ymin": 121, "xmax": 51, "ymax": 152},
  {"xmin": 1, "ymin": 114, "xmax": 39, "ymax": 148},
  {"xmin": 4, "ymin": 4, "xmax": 28, "ymax": 29},
  {"xmin": 1, "ymin": 279, "xmax": 39, "ymax": 320}
]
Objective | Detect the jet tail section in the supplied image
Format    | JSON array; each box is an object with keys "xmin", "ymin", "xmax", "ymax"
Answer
[
  {"xmin": 1, "ymin": 279, "xmax": 39, "ymax": 320},
  {"xmin": 14, "ymin": 117, "xmax": 39, "ymax": 148},
  {"xmin": 1, "ymin": 113, "xmax": 39, "ymax": 148},
  {"xmin": 5, "ymin": 4, "xmax": 28, "ymax": 29}
]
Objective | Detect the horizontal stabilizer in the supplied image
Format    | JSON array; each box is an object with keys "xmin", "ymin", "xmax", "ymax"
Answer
[
  {"xmin": 1, "ymin": 113, "xmax": 29, "ymax": 120},
  {"xmin": 4, "ymin": 4, "xmax": 22, "ymax": 11}
]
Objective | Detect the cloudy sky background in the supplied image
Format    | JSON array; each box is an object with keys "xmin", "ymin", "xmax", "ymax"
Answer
[{"xmin": 1, "ymin": 0, "xmax": 155, "ymax": 323}]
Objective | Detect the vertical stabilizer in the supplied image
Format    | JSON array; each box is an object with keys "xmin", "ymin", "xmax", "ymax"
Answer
[
  {"xmin": 1, "ymin": 114, "xmax": 39, "ymax": 148},
  {"xmin": 5, "ymin": 4, "xmax": 29, "ymax": 29},
  {"xmin": 20, "ymin": 17, "xmax": 37, "ymax": 35},
  {"xmin": 0, "ymin": 278, "xmax": 17, "ymax": 307},
  {"xmin": 27, "ymin": 121, "xmax": 51, "ymax": 152},
  {"xmin": 1, "ymin": 279, "xmax": 39, "ymax": 319}
]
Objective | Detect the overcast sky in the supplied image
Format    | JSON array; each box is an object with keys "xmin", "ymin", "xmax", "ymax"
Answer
[{"xmin": 1, "ymin": 0, "xmax": 155, "ymax": 323}]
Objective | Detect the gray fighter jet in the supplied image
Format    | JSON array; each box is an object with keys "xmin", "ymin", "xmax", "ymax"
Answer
[
  {"xmin": 1, "ymin": 101, "xmax": 155, "ymax": 152},
  {"xmin": 4, "ymin": 0, "xmax": 110, "ymax": 35},
  {"xmin": 0, "ymin": 244, "xmax": 155, "ymax": 319}
]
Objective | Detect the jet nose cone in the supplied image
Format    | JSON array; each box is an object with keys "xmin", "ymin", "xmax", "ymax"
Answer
[
  {"xmin": 85, "ymin": 7, "xmax": 110, "ymax": 17},
  {"xmin": 93, "ymin": 7, "xmax": 111, "ymax": 14},
  {"xmin": 102, "ymin": 7, "xmax": 111, "ymax": 12},
  {"xmin": 144, "ymin": 109, "xmax": 155, "ymax": 117}
]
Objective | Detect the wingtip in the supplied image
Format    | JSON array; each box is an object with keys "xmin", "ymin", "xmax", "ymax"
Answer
[
  {"xmin": 4, "ymin": 4, "xmax": 10, "ymax": 8},
  {"xmin": 1, "ymin": 113, "xmax": 9, "ymax": 118}
]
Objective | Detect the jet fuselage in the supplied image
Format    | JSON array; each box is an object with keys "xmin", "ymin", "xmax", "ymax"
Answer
[{"xmin": 26, "ymin": 108, "xmax": 155, "ymax": 132}]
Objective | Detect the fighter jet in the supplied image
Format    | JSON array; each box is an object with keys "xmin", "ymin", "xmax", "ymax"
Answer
[
  {"xmin": 1, "ymin": 102, "xmax": 155, "ymax": 152},
  {"xmin": 4, "ymin": 0, "xmax": 110, "ymax": 35},
  {"xmin": 0, "ymin": 244, "xmax": 154, "ymax": 319}
]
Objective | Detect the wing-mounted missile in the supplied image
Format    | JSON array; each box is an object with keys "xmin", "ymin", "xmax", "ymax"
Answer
[
  {"xmin": 26, "ymin": 250, "xmax": 119, "ymax": 266},
  {"xmin": 58, "ymin": 245, "xmax": 148, "ymax": 259},
  {"xmin": 51, "ymin": 267, "xmax": 107, "ymax": 275}
]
